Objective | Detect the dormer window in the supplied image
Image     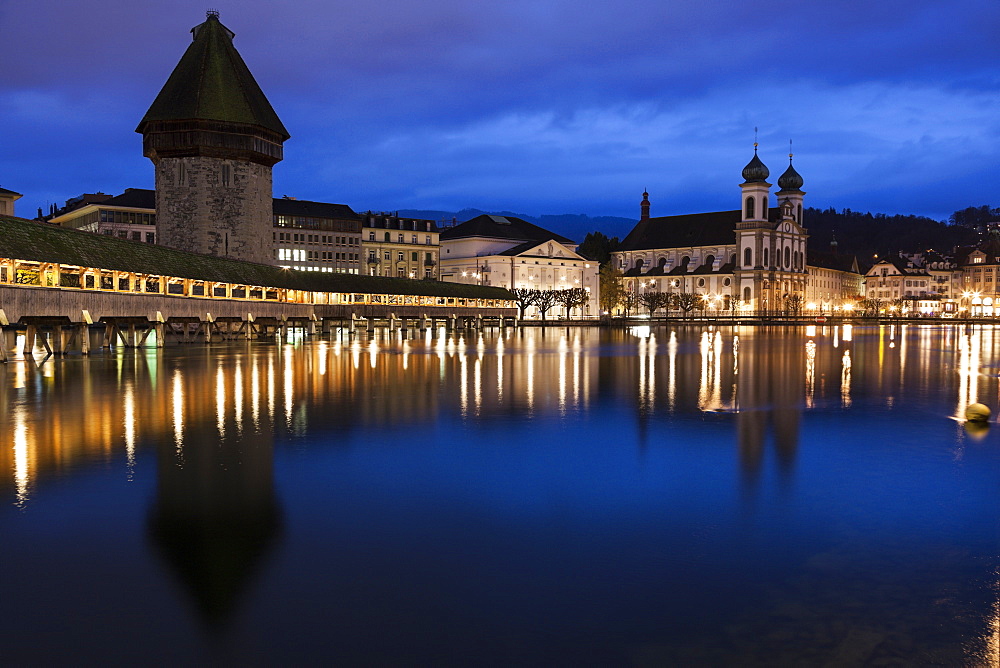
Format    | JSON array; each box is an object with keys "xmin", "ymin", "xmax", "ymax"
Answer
[{"xmin": 974, "ymin": 257, "xmax": 984, "ymax": 264}]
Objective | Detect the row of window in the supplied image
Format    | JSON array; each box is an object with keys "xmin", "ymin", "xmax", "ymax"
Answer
[
  {"xmin": 367, "ymin": 231, "xmax": 435, "ymax": 245},
  {"xmin": 274, "ymin": 232, "xmax": 360, "ymax": 245},
  {"xmin": 276, "ymin": 248, "xmax": 360, "ymax": 262},
  {"xmin": 273, "ymin": 216, "xmax": 361, "ymax": 232},
  {"xmin": 743, "ymin": 246, "xmax": 803, "ymax": 271},
  {"xmin": 368, "ymin": 251, "xmax": 437, "ymax": 263}
]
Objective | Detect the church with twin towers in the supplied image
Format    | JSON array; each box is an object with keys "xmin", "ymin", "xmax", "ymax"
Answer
[{"xmin": 611, "ymin": 146, "xmax": 859, "ymax": 313}]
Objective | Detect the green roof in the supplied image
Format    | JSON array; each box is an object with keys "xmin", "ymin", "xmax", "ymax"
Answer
[
  {"xmin": 0, "ymin": 215, "xmax": 513, "ymax": 300},
  {"xmin": 137, "ymin": 13, "xmax": 289, "ymax": 140}
]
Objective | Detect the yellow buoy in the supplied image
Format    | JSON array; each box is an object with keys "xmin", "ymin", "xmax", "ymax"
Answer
[{"xmin": 965, "ymin": 403, "xmax": 991, "ymax": 423}]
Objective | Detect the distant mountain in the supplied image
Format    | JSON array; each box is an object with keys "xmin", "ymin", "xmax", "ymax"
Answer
[{"xmin": 396, "ymin": 208, "xmax": 637, "ymax": 241}]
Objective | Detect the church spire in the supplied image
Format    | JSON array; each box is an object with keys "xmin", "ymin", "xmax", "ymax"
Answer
[{"xmin": 640, "ymin": 189, "xmax": 650, "ymax": 221}]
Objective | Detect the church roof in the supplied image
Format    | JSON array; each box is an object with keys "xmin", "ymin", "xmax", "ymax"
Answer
[
  {"xmin": 440, "ymin": 214, "xmax": 573, "ymax": 245},
  {"xmin": 620, "ymin": 209, "xmax": 780, "ymax": 251},
  {"xmin": 137, "ymin": 12, "xmax": 289, "ymax": 140}
]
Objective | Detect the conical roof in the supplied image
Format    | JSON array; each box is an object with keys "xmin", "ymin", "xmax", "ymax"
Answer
[
  {"xmin": 137, "ymin": 12, "xmax": 289, "ymax": 140},
  {"xmin": 742, "ymin": 151, "xmax": 769, "ymax": 183}
]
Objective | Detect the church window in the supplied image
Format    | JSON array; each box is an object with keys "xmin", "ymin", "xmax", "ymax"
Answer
[
  {"xmin": 744, "ymin": 248, "xmax": 752, "ymax": 267},
  {"xmin": 784, "ymin": 247, "xmax": 790, "ymax": 268},
  {"xmin": 743, "ymin": 286, "xmax": 751, "ymax": 301},
  {"xmin": 764, "ymin": 248, "xmax": 769, "ymax": 266},
  {"xmin": 221, "ymin": 163, "xmax": 231, "ymax": 186},
  {"xmin": 384, "ymin": 232, "xmax": 391, "ymax": 242},
  {"xmin": 745, "ymin": 197, "xmax": 755, "ymax": 219}
]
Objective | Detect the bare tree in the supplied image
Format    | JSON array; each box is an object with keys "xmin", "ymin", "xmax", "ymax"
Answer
[
  {"xmin": 676, "ymin": 293, "xmax": 698, "ymax": 318},
  {"xmin": 555, "ymin": 287, "xmax": 589, "ymax": 318},
  {"xmin": 510, "ymin": 288, "xmax": 539, "ymax": 320},
  {"xmin": 535, "ymin": 289, "xmax": 559, "ymax": 322},
  {"xmin": 638, "ymin": 290, "xmax": 671, "ymax": 317}
]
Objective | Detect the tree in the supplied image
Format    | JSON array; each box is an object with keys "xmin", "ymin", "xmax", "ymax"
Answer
[
  {"xmin": 638, "ymin": 290, "xmax": 671, "ymax": 317},
  {"xmin": 534, "ymin": 289, "xmax": 559, "ymax": 322},
  {"xmin": 510, "ymin": 288, "xmax": 539, "ymax": 320},
  {"xmin": 676, "ymin": 293, "xmax": 698, "ymax": 317},
  {"xmin": 950, "ymin": 205, "xmax": 1000, "ymax": 230},
  {"xmin": 783, "ymin": 294, "xmax": 803, "ymax": 315},
  {"xmin": 598, "ymin": 263, "xmax": 625, "ymax": 315},
  {"xmin": 862, "ymin": 297, "xmax": 883, "ymax": 316},
  {"xmin": 579, "ymin": 231, "xmax": 621, "ymax": 266},
  {"xmin": 620, "ymin": 291, "xmax": 639, "ymax": 318},
  {"xmin": 555, "ymin": 287, "xmax": 589, "ymax": 318}
]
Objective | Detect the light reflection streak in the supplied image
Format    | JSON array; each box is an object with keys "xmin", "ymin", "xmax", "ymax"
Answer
[
  {"xmin": 841, "ymin": 350, "xmax": 852, "ymax": 408},
  {"xmin": 267, "ymin": 356, "xmax": 276, "ymax": 421},
  {"xmin": 526, "ymin": 335, "xmax": 535, "ymax": 411},
  {"xmin": 171, "ymin": 369, "xmax": 184, "ymax": 453},
  {"xmin": 559, "ymin": 334, "xmax": 568, "ymax": 414},
  {"xmin": 842, "ymin": 324, "xmax": 852, "ymax": 342},
  {"xmin": 351, "ymin": 341, "xmax": 361, "ymax": 370},
  {"xmin": 368, "ymin": 339, "xmax": 378, "ymax": 369},
  {"xmin": 13, "ymin": 407, "xmax": 29, "ymax": 506},
  {"xmin": 216, "ymin": 364, "xmax": 226, "ymax": 438},
  {"xmin": 251, "ymin": 358, "xmax": 261, "ymax": 429},
  {"xmin": 496, "ymin": 338, "xmax": 504, "ymax": 404},
  {"xmin": 283, "ymin": 346, "xmax": 294, "ymax": 425},
  {"xmin": 668, "ymin": 330, "xmax": 677, "ymax": 409},
  {"xmin": 460, "ymin": 345, "xmax": 468, "ymax": 416},
  {"xmin": 234, "ymin": 360, "xmax": 243, "ymax": 433},
  {"xmin": 123, "ymin": 380, "xmax": 136, "ymax": 479},
  {"xmin": 474, "ymin": 357, "xmax": 482, "ymax": 415},
  {"xmin": 805, "ymin": 339, "xmax": 816, "ymax": 409},
  {"xmin": 956, "ymin": 330, "xmax": 981, "ymax": 420}
]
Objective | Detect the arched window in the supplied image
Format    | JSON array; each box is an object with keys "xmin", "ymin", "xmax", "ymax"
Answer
[
  {"xmin": 784, "ymin": 247, "xmax": 790, "ymax": 268},
  {"xmin": 745, "ymin": 197, "xmax": 755, "ymax": 219},
  {"xmin": 744, "ymin": 248, "xmax": 752, "ymax": 267},
  {"xmin": 681, "ymin": 255, "xmax": 690, "ymax": 267},
  {"xmin": 797, "ymin": 204, "xmax": 802, "ymax": 222},
  {"xmin": 635, "ymin": 258, "xmax": 644, "ymax": 272},
  {"xmin": 704, "ymin": 254, "xmax": 715, "ymax": 269},
  {"xmin": 764, "ymin": 248, "xmax": 769, "ymax": 267},
  {"xmin": 384, "ymin": 232, "xmax": 390, "ymax": 242},
  {"xmin": 743, "ymin": 286, "xmax": 752, "ymax": 302}
]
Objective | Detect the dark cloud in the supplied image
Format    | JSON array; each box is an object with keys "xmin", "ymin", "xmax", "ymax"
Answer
[{"xmin": 2, "ymin": 0, "xmax": 998, "ymax": 229}]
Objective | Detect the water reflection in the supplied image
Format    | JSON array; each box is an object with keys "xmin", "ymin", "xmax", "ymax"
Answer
[{"xmin": 2, "ymin": 325, "xmax": 999, "ymax": 664}]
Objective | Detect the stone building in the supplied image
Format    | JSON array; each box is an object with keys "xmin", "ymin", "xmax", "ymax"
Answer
[
  {"xmin": 136, "ymin": 11, "xmax": 289, "ymax": 265},
  {"xmin": 804, "ymin": 250, "xmax": 864, "ymax": 312},
  {"xmin": 361, "ymin": 212, "xmax": 440, "ymax": 279},
  {"xmin": 440, "ymin": 214, "xmax": 599, "ymax": 317}
]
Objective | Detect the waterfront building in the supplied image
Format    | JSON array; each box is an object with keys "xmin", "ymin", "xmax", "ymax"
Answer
[
  {"xmin": 439, "ymin": 214, "xmax": 600, "ymax": 317},
  {"xmin": 49, "ymin": 188, "xmax": 364, "ymax": 274},
  {"xmin": 613, "ymin": 150, "xmax": 863, "ymax": 313},
  {"xmin": 865, "ymin": 257, "xmax": 933, "ymax": 310},
  {"xmin": 137, "ymin": 11, "xmax": 289, "ymax": 265},
  {"xmin": 273, "ymin": 198, "xmax": 362, "ymax": 274},
  {"xmin": 959, "ymin": 237, "xmax": 1000, "ymax": 315},
  {"xmin": 361, "ymin": 212, "xmax": 440, "ymax": 279},
  {"xmin": 804, "ymin": 250, "xmax": 864, "ymax": 313},
  {"xmin": 0, "ymin": 187, "xmax": 22, "ymax": 217}
]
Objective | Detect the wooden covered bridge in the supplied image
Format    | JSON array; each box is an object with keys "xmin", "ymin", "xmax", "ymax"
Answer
[{"xmin": 0, "ymin": 215, "xmax": 517, "ymax": 357}]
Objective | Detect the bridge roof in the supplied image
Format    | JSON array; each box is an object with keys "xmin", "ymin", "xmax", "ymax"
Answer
[{"xmin": 0, "ymin": 215, "xmax": 512, "ymax": 300}]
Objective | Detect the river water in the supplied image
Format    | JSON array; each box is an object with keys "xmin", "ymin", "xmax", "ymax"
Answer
[{"xmin": 2, "ymin": 324, "xmax": 998, "ymax": 666}]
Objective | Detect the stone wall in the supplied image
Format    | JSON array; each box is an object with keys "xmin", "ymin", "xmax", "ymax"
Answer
[{"xmin": 155, "ymin": 156, "xmax": 272, "ymax": 265}]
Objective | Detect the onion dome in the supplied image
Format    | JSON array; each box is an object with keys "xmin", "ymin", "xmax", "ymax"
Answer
[
  {"xmin": 742, "ymin": 150, "xmax": 769, "ymax": 183},
  {"xmin": 778, "ymin": 162, "xmax": 803, "ymax": 190}
]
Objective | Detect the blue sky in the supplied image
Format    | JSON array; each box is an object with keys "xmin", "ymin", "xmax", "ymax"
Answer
[{"xmin": 2, "ymin": 0, "xmax": 998, "ymax": 231}]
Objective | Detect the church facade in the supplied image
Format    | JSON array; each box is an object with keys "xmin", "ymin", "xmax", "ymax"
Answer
[{"xmin": 612, "ymin": 150, "xmax": 821, "ymax": 313}]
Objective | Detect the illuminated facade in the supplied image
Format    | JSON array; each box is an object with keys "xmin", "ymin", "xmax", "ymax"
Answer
[
  {"xmin": 440, "ymin": 214, "xmax": 599, "ymax": 317},
  {"xmin": 361, "ymin": 212, "xmax": 440, "ymax": 279},
  {"xmin": 0, "ymin": 186, "xmax": 21, "ymax": 217},
  {"xmin": 613, "ymin": 150, "xmax": 813, "ymax": 312}
]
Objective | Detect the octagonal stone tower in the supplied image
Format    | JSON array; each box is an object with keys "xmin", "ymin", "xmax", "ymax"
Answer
[{"xmin": 136, "ymin": 11, "xmax": 289, "ymax": 265}]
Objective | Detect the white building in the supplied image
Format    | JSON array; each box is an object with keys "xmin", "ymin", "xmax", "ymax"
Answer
[{"xmin": 440, "ymin": 214, "xmax": 599, "ymax": 317}]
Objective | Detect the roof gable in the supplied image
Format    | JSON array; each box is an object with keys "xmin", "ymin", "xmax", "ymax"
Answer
[{"xmin": 440, "ymin": 214, "xmax": 573, "ymax": 245}]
